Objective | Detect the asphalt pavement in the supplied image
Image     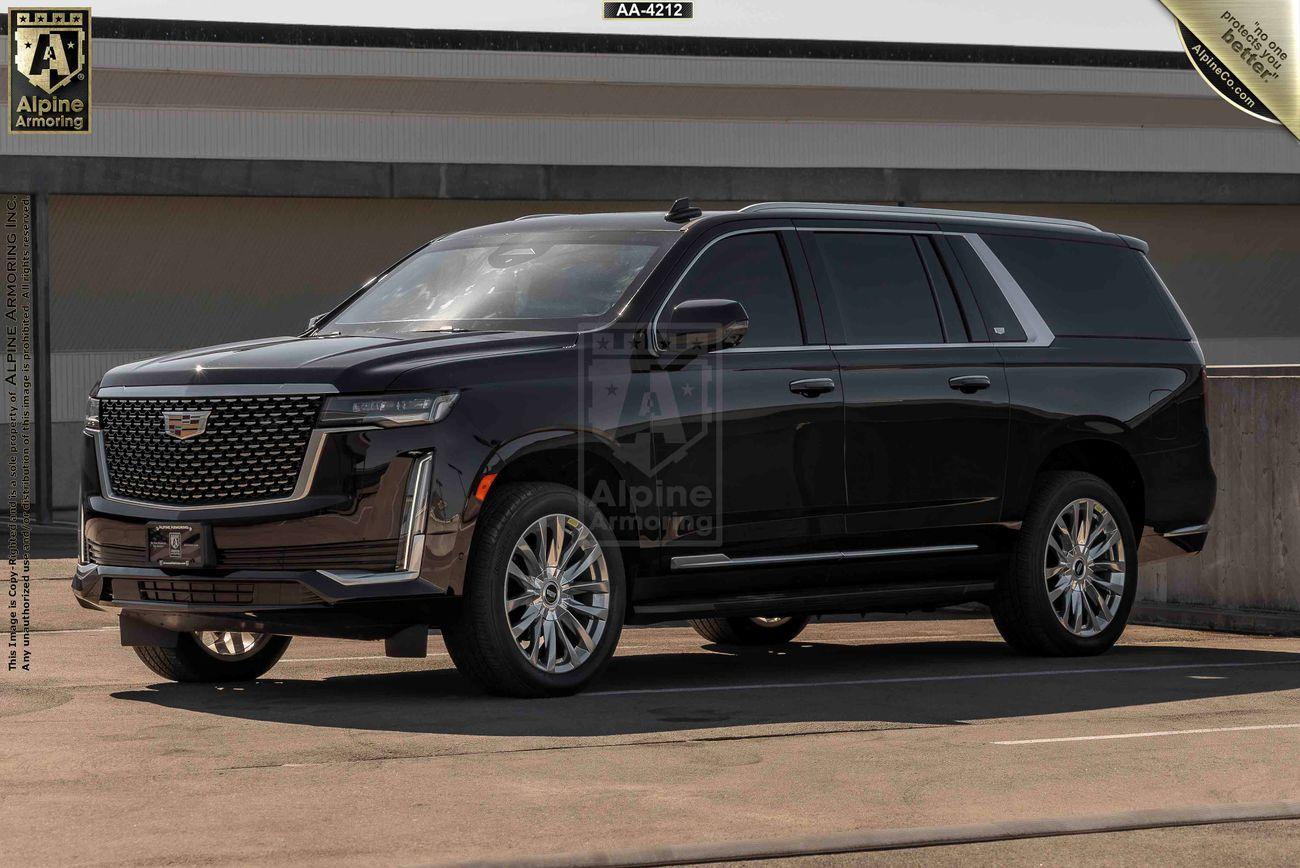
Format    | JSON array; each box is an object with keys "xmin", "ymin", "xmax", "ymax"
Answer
[{"xmin": 3, "ymin": 561, "xmax": 1299, "ymax": 866}]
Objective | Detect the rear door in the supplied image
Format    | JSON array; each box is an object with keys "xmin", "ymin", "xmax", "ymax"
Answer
[{"xmin": 797, "ymin": 222, "xmax": 1010, "ymax": 553}]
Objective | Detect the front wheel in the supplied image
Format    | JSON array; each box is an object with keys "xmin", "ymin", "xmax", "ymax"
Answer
[
  {"xmin": 133, "ymin": 631, "xmax": 290, "ymax": 682},
  {"xmin": 991, "ymin": 471, "xmax": 1137, "ymax": 656},
  {"xmin": 442, "ymin": 482, "xmax": 626, "ymax": 697},
  {"xmin": 689, "ymin": 615, "xmax": 810, "ymax": 645}
]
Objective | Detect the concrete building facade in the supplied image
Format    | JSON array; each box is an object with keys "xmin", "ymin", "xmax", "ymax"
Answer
[{"xmin": 2, "ymin": 19, "xmax": 1298, "ymax": 519}]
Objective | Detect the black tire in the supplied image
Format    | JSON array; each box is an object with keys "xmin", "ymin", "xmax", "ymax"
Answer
[
  {"xmin": 689, "ymin": 615, "xmax": 810, "ymax": 645},
  {"xmin": 441, "ymin": 482, "xmax": 626, "ymax": 697},
  {"xmin": 133, "ymin": 633, "xmax": 291, "ymax": 682},
  {"xmin": 991, "ymin": 471, "xmax": 1138, "ymax": 656}
]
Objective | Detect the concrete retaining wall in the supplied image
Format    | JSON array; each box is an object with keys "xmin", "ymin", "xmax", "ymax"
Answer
[{"xmin": 1139, "ymin": 370, "xmax": 1300, "ymax": 634}]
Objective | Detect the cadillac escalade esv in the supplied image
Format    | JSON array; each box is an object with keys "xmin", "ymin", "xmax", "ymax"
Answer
[{"xmin": 74, "ymin": 201, "xmax": 1215, "ymax": 697}]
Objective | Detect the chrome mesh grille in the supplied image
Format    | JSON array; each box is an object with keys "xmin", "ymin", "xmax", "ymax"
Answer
[{"xmin": 99, "ymin": 395, "xmax": 322, "ymax": 505}]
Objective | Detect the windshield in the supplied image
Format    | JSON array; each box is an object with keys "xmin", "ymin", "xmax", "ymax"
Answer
[{"xmin": 325, "ymin": 229, "xmax": 677, "ymax": 335}]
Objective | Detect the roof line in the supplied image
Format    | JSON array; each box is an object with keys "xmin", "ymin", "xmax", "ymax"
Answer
[
  {"xmin": 741, "ymin": 202, "xmax": 1101, "ymax": 231},
  {"xmin": 5, "ymin": 17, "xmax": 1192, "ymax": 69}
]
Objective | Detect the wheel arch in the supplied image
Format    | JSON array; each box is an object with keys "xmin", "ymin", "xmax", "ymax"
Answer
[
  {"xmin": 467, "ymin": 430, "xmax": 655, "ymax": 595},
  {"xmin": 1028, "ymin": 438, "xmax": 1146, "ymax": 533}
]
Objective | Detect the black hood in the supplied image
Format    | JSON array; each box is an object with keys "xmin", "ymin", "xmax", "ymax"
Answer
[{"xmin": 98, "ymin": 330, "xmax": 577, "ymax": 392}]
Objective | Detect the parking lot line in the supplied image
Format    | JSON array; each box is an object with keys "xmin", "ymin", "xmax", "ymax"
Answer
[
  {"xmin": 994, "ymin": 722, "xmax": 1300, "ymax": 745},
  {"xmin": 589, "ymin": 658, "xmax": 1300, "ymax": 697}
]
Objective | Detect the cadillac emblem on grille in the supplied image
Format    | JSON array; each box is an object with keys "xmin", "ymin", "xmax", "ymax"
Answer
[{"xmin": 162, "ymin": 409, "xmax": 211, "ymax": 441}]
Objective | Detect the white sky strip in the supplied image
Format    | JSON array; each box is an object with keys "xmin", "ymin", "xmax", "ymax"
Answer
[{"xmin": 87, "ymin": 0, "xmax": 1182, "ymax": 50}]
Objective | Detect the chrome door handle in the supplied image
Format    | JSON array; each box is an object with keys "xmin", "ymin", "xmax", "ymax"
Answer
[
  {"xmin": 948, "ymin": 375, "xmax": 991, "ymax": 393},
  {"xmin": 789, "ymin": 377, "xmax": 837, "ymax": 397}
]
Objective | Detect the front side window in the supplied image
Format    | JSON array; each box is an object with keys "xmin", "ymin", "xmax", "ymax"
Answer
[
  {"xmin": 667, "ymin": 233, "xmax": 804, "ymax": 348},
  {"xmin": 326, "ymin": 229, "xmax": 677, "ymax": 335},
  {"xmin": 813, "ymin": 233, "xmax": 944, "ymax": 345}
]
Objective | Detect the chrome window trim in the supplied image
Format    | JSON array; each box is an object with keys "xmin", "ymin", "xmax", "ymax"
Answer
[
  {"xmin": 647, "ymin": 226, "xmax": 794, "ymax": 358},
  {"xmin": 791, "ymin": 226, "xmax": 1054, "ymax": 349},
  {"xmin": 89, "ymin": 424, "xmax": 373, "ymax": 511},
  {"xmin": 95, "ymin": 383, "xmax": 339, "ymax": 398},
  {"xmin": 647, "ymin": 225, "xmax": 1054, "ymax": 355},
  {"xmin": 962, "ymin": 233, "xmax": 1056, "ymax": 347},
  {"xmin": 670, "ymin": 543, "xmax": 977, "ymax": 571}
]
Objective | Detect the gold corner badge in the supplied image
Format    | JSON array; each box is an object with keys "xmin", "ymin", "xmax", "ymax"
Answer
[
  {"xmin": 8, "ymin": 7, "xmax": 91, "ymax": 134},
  {"xmin": 1159, "ymin": 1, "xmax": 1297, "ymax": 139}
]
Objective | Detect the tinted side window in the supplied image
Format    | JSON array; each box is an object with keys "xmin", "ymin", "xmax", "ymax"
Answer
[
  {"xmin": 948, "ymin": 238, "xmax": 1027, "ymax": 341},
  {"xmin": 984, "ymin": 235, "xmax": 1191, "ymax": 340},
  {"xmin": 813, "ymin": 233, "xmax": 944, "ymax": 345},
  {"xmin": 671, "ymin": 233, "xmax": 804, "ymax": 348}
]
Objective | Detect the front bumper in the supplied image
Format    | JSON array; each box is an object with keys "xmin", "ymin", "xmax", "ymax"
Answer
[
  {"xmin": 78, "ymin": 407, "xmax": 489, "ymax": 637},
  {"xmin": 73, "ymin": 561, "xmax": 462, "ymax": 638}
]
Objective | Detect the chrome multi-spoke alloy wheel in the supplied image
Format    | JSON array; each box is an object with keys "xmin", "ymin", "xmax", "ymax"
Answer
[
  {"xmin": 504, "ymin": 513, "xmax": 611, "ymax": 674},
  {"xmin": 194, "ymin": 630, "xmax": 272, "ymax": 661},
  {"xmin": 1044, "ymin": 498, "xmax": 1126, "ymax": 637}
]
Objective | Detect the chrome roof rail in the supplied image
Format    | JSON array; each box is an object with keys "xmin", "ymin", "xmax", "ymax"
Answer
[{"xmin": 739, "ymin": 202, "xmax": 1101, "ymax": 232}]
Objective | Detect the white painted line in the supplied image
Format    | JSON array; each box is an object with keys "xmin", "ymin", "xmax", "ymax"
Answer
[
  {"xmin": 995, "ymin": 722, "xmax": 1300, "ymax": 745},
  {"xmin": 588, "ymin": 659, "xmax": 1300, "ymax": 697},
  {"xmin": 34, "ymin": 626, "xmax": 116, "ymax": 635},
  {"xmin": 280, "ymin": 654, "xmax": 445, "ymax": 663}
]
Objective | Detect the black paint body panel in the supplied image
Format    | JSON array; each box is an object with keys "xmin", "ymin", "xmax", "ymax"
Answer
[{"xmin": 76, "ymin": 208, "xmax": 1216, "ymax": 639}]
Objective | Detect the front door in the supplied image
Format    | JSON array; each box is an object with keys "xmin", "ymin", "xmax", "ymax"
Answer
[{"xmin": 648, "ymin": 227, "xmax": 845, "ymax": 595}]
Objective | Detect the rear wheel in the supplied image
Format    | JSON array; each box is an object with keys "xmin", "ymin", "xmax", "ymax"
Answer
[
  {"xmin": 689, "ymin": 615, "xmax": 810, "ymax": 645},
  {"xmin": 133, "ymin": 631, "xmax": 290, "ymax": 682},
  {"xmin": 442, "ymin": 482, "xmax": 626, "ymax": 697},
  {"xmin": 991, "ymin": 471, "xmax": 1137, "ymax": 656}
]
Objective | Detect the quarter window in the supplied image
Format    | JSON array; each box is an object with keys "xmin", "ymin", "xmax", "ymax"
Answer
[
  {"xmin": 669, "ymin": 233, "xmax": 804, "ymax": 348},
  {"xmin": 983, "ymin": 235, "xmax": 1191, "ymax": 340},
  {"xmin": 813, "ymin": 233, "xmax": 944, "ymax": 345}
]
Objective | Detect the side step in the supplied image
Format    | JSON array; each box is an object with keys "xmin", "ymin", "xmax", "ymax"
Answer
[{"xmin": 630, "ymin": 581, "xmax": 995, "ymax": 624}]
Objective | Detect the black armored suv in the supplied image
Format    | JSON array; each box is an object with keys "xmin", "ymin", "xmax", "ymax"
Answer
[{"xmin": 75, "ymin": 201, "xmax": 1215, "ymax": 696}]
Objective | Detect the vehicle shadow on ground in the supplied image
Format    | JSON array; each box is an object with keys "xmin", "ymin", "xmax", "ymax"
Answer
[{"xmin": 111, "ymin": 633, "xmax": 1300, "ymax": 738}]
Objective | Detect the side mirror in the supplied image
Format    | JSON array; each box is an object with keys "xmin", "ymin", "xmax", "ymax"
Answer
[
  {"xmin": 656, "ymin": 298, "xmax": 749, "ymax": 354},
  {"xmin": 306, "ymin": 313, "xmax": 327, "ymax": 331}
]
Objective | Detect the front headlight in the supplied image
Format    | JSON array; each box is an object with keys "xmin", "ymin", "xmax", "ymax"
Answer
[
  {"xmin": 84, "ymin": 396, "xmax": 101, "ymax": 431},
  {"xmin": 318, "ymin": 392, "xmax": 459, "ymax": 428}
]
